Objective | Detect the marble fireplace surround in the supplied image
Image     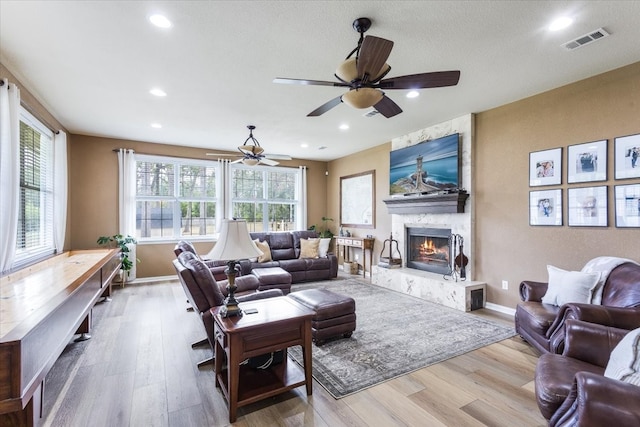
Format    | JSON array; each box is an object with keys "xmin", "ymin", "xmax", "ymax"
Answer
[{"xmin": 371, "ymin": 114, "xmax": 486, "ymax": 311}]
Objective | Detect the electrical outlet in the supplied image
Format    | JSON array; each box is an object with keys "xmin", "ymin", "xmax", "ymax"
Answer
[{"xmin": 502, "ymin": 280, "xmax": 509, "ymax": 290}]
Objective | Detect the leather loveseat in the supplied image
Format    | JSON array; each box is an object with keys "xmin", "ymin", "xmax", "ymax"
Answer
[
  {"xmin": 535, "ymin": 319, "xmax": 640, "ymax": 426},
  {"xmin": 239, "ymin": 230, "xmax": 338, "ymax": 283},
  {"xmin": 515, "ymin": 261, "xmax": 640, "ymax": 354}
]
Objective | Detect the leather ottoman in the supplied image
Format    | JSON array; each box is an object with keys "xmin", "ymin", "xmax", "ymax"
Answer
[
  {"xmin": 251, "ymin": 267, "xmax": 292, "ymax": 295},
  {"xmin": 288, "ymin": 288, "xmax": 356, "ymax": 345}
]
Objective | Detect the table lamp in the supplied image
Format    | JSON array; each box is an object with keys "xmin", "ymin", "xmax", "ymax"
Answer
[{"xmin": 206, "ymin": 219, "xmax": 263, "ymax": 317}]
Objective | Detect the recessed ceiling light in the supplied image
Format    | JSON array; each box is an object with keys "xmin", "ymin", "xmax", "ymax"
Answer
[
  {"xmin": 300, "ymin": 143, "xmax": 309, "ymax": 148},
  {"xmin": 549, "ymin": 17, "xmax": 573, "ymax": 31},
  {"xmin": 149, "ymin": 14, "xmax": 172, "ymax": 28},
  {"xmin": 151, "ymin": 123, "xmax": 162, "ymax": 129},
  {"xmin": 406, "ymin": 91, "xmax": 419, "ymax": 98},
  {"xmin": 149, "ymin": 88, "xmax": 167, "ymax": 97},
  {"xmin": 339, "ymin": 124, "xmax": 349, "ymax": 130}
]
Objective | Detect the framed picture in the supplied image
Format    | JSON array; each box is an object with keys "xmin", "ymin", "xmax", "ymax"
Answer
[
  {"xmin": 568, "ymin": 186, "xmax": 608, "ymax": 227},
  {"xmin": 529, "ymin": 189, "xmax": 562, "ymax": 226},
  {"xmin": 614, "ymin": 184, "xmax": 640, "ymax": 227},
  {"xmin": 530, "ymin": 148, "xmax": 562, "ymax": 186},
  {"xmin": 614, "ymin": 133, "xmax": 640, "ymax": 179},
  {"xmin": 567, "ymin": 139, "xmax": 607, "ymax": 183},
  {"xmin": 340, "ymin": 170, "xmax": 375, "ymax": 228}
]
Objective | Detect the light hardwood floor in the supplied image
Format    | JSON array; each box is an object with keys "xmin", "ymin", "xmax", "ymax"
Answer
[{"xmin": 41, "ymin": 277, "xmax": 546, "ymax": 427}]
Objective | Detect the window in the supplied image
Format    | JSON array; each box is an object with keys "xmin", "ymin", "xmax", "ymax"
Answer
[
  {"xmin": 230, "ymin": 165, "xmax": 300, "ymax": 232},
  {"xmin": 14, "ymin": 109, "xmax": 55, "ymax": 266},
  {"xmin": 136, "ymin": 155, "xmax": 220, "ymax": 241}
]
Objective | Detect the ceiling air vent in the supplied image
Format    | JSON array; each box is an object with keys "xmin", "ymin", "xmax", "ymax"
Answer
[
  {"xmin": 363, "ymin": 109, "xmax": 380, "ymax": 117},
  {"xmin": 562, "ymin": 28, "xmax": 610, "ymax": 51}
]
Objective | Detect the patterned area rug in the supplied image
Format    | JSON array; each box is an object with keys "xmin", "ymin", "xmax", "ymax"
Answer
[{"xmin": 288, "ymin": 279, "xmax": 515, "ymax": 399}]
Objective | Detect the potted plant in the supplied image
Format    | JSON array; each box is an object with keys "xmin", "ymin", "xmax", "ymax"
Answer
[
  {"xmin": 309, "ymin": 216, "xmax": 334, "ymax": 238},
  {"xmin": 308, "ymin": 217, "xmax": 334, "ymax": 258},
  {"xmin": 97, "ymin": 234, "xmax": 138, "ymax": 280}
]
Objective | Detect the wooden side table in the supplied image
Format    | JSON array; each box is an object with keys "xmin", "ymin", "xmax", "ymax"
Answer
[
  {"xmin": 212, "ymin": 297, "xmax": 314, "ymax": 423},
  {"xmin": 335, "ymin": 236, "xmax": 375, "ymax": 280}
]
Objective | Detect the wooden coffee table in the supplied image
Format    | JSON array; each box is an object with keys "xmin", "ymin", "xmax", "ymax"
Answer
[{"xmin": 212, "ymin": 296, "xmax": 314, "ymax": 422}]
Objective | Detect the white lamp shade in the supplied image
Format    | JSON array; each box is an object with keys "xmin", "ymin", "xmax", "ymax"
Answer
[{"xmin": 206, "ymin": 219, "xmax": 263, "ymax": 261}]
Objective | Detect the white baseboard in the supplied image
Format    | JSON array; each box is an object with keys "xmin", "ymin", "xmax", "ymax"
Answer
[
  {"xmin": 484, "ymin": 302, "xmax": 516, "ymax": 317},
  {"xmin": 127, "ymin": 274, "xmax": 177, "ymax": 285}
]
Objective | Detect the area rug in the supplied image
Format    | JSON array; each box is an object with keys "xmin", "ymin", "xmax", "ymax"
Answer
[{"xmin": 287, "ymin": 279, "xmax": 515, "ymax": 399}]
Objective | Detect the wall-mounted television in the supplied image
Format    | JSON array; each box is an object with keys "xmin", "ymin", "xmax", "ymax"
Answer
[{"xmin": 389, "ymin": 133, "xmax": 460, "ymax": 196}]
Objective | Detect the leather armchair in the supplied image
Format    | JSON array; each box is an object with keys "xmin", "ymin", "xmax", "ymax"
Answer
[
  {"xmin": 515, "ymin": 262, "xmax": 640, "ymax": 354},
  {"xmin": 173, "ymin": 251, "xmax": 282, "ymax": 367},
  {"xmin": 174, "ymin": 240, "xmax": 235, "ymax": 282},
  {"xmin": 535, "ymin": 320, "xmax": 640, "ymax": 426}
]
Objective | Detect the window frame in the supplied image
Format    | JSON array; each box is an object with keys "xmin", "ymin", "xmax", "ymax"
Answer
[
  {"xmin": 13, "ymin": 107, "xmax": 55, "ymax": 268},
  {"xmin": 229, "ymin": 163, "xmax": 301, "ymax": 233},
  {"xmin": 135, "ymin": 154, "xmax": 222, "ymax": 243}
]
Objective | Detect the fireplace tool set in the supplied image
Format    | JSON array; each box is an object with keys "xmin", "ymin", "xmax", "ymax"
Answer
[{"xmin": 445, "ymin": 234, "xmax": 468, "ymax": 282}]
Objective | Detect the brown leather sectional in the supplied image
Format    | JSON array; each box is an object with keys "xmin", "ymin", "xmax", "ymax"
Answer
[{"xmin": 240, "ymin": 230, "xmax": 338, "ymax": 283}]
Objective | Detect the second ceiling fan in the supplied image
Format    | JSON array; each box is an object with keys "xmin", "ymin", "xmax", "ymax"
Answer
[{"xmin": 274, "ymin": 17, "xmax": 460, "ymax": 118}]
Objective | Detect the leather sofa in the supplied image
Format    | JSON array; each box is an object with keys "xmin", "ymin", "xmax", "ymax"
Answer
[
  {"xmin": 174, "ymin": 240, "xmax": 232, "ymax": 282},
  {"xmin": 535, "ymin": 319, "xmax": 640, "ymax": 426},
  {"xmin": 172, "ymin": 251, "xmax": 282, "ymax": 366},
  {"xmin": 239, "ymin": 230, "xmax": 338, "ymax": 283},
  {"xmin": 515, "ymin": 261, "xmax": 640, "ymax": 354}
]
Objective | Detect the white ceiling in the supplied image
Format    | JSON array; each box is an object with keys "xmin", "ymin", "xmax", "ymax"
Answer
[{"xmin": 1, "ymin": 1, "xmax": 640, "ymax": 162}]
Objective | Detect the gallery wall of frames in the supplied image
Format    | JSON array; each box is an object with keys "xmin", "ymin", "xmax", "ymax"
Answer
[{"xmin": 529, "ymin": 133, "xmax": 640, "ymax": 228}]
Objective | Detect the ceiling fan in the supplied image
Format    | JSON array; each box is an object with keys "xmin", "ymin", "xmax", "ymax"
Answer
[
  {"xmin": 274, "ymin": 17, "xmax": 460, "ymax": 118},
  {"xmin": 206, "ymin": 125, "xmax": 291, "ymax": 166}
]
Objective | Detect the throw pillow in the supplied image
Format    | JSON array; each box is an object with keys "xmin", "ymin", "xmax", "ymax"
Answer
[
  {"xmin": 541, "ymin": 265, "xmax": 601, "ymax": 306},
  {"xmin": 300, "ymin": 238, "xmax": 320, "ymax": 259},
  {"xmin": 253, "ymin": 239, "xmax": 272, "ymax": 263},
  {"xmin": 604, "ymin": 327, "xmax": 640, "ymax": 386},
  {"xmin": 318, "ymin": 238, "xmax": 331, "ymax": 258}
]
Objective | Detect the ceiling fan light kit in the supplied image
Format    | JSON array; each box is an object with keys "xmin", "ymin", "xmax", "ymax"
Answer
[
  {"xmin": 342, "ymin": 88, "xmax": 384, "ymax": 109},
  {"xmin": 274, "ymin": 17, "xmax": 460, "ymax": 118}
]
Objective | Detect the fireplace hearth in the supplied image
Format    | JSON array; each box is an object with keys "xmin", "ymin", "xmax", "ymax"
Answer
[{"xmin": 405, "ymin": 227, "xmax": 451, "ymax": 275}]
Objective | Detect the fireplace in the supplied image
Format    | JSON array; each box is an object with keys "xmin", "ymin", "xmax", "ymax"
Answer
[{"xmin": 405, "ymin": 227, "xmax": 451, "ymax": 274}]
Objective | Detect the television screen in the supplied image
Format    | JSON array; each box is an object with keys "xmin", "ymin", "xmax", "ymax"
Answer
[{"xmin": 389, "ymin": 133, "xmax": 460, "ymax": 195}]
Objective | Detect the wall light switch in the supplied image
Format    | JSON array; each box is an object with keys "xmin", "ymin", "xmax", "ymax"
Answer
[{"xmin": 502, "ymin": 280, "xmax": 509, "ymax": 290}]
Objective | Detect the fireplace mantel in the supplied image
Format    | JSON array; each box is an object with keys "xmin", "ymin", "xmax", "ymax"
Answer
[{"xmin": 383, "ymin": 191, "xmax": 469, "ymax": 215}]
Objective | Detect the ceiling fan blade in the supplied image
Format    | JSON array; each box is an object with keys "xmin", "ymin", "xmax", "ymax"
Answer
[
  {"xmin": 206, "ymin": 153, "xmax": 241, "ymax": 157},
  {"xmin": 373, "ymin": 95, "xmax": 403, "ymax": 118},
  {"xmin": 357, "ymin": 36, "xmax": 394, "ymax": 82},
  {"xmin": 273, "ymin": 77, "xmax": 349, "ymax": 87},
  {"xmin": 259, "ymin": 158, "xmax": 279, "ymax": 166},
  {"xmin": 264, "ymin": 153, "xmax": 292, "ymax": 160},
  {"xmin": 307, "ymin": 95, "xmax": 343, "ymax": 117},
  {"xmin": 378, "ymin": 70, "xmax": 461, "ymax": 89},
  {"xmin": 230, "ymin": 158, "xmax": 244, "ymax": 164}
]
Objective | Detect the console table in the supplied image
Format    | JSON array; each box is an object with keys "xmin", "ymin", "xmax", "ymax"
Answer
[
  {"xmin": 212, "ymin": 296, "xmax": 314, "ymax": 423},
  {"xmin": 0, "ymin": 249, "xmax": 121, "ymax": 426},
  {"xmin": 335, "ymin": 236, "xmax": 375, "ymax": 280}
]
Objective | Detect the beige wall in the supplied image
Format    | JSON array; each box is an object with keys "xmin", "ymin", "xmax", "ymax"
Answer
[
  {"xmin": 69, "ymin": 135, "xmax": 329, "ymax": 277},
  {"xmin": 474, "ymin": 62, "xmax": 640, "ymax": 308},
  {"xmin": 327, "ymin": 143, "xmax": 393, "ymax": 266}
]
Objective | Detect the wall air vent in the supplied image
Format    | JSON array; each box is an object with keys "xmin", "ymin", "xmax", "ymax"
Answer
[
  {"xmin": 363, "ymin": 109, "xmax": 380, "ymax": 117},
  {"xmin": 562, "ymin": 28, "xmax": 610, "ymax": 51}
]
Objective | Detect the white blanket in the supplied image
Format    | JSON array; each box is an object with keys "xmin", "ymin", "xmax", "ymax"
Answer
[{"xmin": 581, "ymin": 256, "xmax": 640, "ymax": 304}]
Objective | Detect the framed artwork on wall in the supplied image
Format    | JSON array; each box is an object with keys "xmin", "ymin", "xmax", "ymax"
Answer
[
  {"xmin": 340, "ymin": 170, "xmax": 375, "ymax": 229},
  {"xmin": 567, "ymin": 139, "xmax": 607, "ymax": 183},
  {"xmin": 529, "ymin": 189, "xmax": 562, "ymax": 226},
  {"xmin": 614, "ymin": 133, "xmax": 640, "ymax": 179},
  {"xmin": 568, "ymin": 186, "xmax": 608, "ymax": 227},
  {"xmin": 529, "ymin": 148, "xmax": 562, "ymax": 186},
  {"xmin": 614, "ymin": 184, "xmax": 640, "ymax": 228}
]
